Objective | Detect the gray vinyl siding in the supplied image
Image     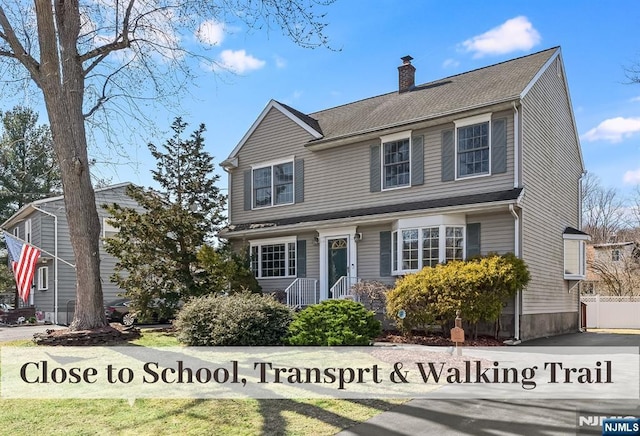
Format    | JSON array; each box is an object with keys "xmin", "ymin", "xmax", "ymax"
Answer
[
  {"xmin": 466, "ymin": 212, "xmax": 515, "ymax": 255},
  {"xmin": 520, "ymin": 58, "xmax": 583, "ymax": 315},
  {"xmin": 230, "ymin": 108, "xmax": 515, "ymax": 226},
  {"xmin": 356, "ymin": 223, "xmax": 396, "ymax": 286},
  {"xmin": 12, "ymin": 185, "xmax": 140, "ymax": 319}
]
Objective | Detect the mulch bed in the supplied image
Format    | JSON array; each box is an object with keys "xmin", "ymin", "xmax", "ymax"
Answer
[
  {"xmin": 33, "ymin": 323, "xmax": 140, "ymax": 346},
  {"xmin": 376, "ymin": 331, "xmax": 505, "ymax": 347}
]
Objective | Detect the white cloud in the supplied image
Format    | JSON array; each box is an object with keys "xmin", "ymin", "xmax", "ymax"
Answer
[
  {"xmin": 442, "ymin": 58, "xmax": 460, "ymax": 68},
  {"xmin": 196, "ymin": 20, "xmax": 225, "ymax": 46},
  {"xmin": 219, "ymin": 49, "xmax": 265, "ymax": 73},
  {"xmin": 582, "ymin": 117, "xmax": 640, "ymax": 143},
  {"xmin": 631, "ymin": 96, "xmax": 640, "ymax": 102},
  {"xmin": 460, "ymin": 16, "xmax": 541, "ymax": 58},
  {"xmin": 624, "ymin": 168, "xmax": 640, "ymax": 184}
]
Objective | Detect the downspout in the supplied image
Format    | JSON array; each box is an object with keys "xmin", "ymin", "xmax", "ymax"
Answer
[
  {"xmin": 577, "ymin": 170, "xmax": 587, "ymax": 332},
  {"xmin": 32, "ymin": 206, "xmax": 59, "ymax": 325},
  {"xmin": 513, "ymin": 102, "xmax": 520, "ymax": 188},
  {"xmin": 511, "ymin": 101, "xmax": 522, "ymax": 342},
  {"xmin": 510, "ymin": 204, "xmax": 521, "ymax": 342}
]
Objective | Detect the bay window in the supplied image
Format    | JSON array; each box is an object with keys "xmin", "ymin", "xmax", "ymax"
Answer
[{"xmin": 391, "ymin": 221, "xmax": 466, "ymax": 275}]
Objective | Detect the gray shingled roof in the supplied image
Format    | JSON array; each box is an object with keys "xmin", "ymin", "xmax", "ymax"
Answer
[
  {"xmin": 226, "ymin": 188, "xmax": 522, "ymax": 232},
  {"xmin": 284, "ymin": 47, "xmax": 558, "ymax": 142}
]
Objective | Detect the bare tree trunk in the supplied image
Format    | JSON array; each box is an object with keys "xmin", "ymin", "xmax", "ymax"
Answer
[{"xmin": 36, "ymin": 0, "xmax": 106, "ymax": 330}]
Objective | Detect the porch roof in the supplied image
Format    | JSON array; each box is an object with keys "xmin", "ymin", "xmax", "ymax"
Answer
[{"xmin": 222, "ymin": 187, "xmax": 523, "ymax": 237}]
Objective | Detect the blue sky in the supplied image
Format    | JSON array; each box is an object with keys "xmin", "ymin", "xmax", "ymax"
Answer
[{"xmin": 3, "ymin": 1, "xmax": 640, "ymax": 197}]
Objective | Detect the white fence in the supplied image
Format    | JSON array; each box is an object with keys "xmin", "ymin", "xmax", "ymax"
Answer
[{"xmin": 581, "ymin": 295, "xmax": 640, "ymax": 329}]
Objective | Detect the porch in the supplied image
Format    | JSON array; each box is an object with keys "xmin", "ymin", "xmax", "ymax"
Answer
[{"xmin": 285, "ymin": 276, "xmax": 361, "ymax": 308}]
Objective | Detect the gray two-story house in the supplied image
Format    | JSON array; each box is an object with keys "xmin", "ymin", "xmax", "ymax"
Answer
[
  {"xmin": 1, "ymin": 183, "xmax": 134, "ymax": 324},
  {"xmin": 220, "ymin": 47, "xmax": 589, "ymax": 340}
]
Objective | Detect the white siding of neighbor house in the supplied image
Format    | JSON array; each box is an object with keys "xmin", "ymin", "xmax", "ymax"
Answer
[
  {"xmin": 520, "ymin": 58, "xmax": 583, "ymax": 315},
  {"xmin": 229, "ymin": 107, "xmax": 515, "ymax": 226}
]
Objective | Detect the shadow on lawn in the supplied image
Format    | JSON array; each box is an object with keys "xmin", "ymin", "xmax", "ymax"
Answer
[{"xmin": 257, "ymin": 398, "xmax": 403, "ymax": 435}]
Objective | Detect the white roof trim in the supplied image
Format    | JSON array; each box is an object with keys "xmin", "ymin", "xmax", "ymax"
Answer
[
  {"xmin": 225, "ymin": 100, "xmax": 323, "ymax": 162},
  {"xmin": 520, "ymin": 48, "xmax": 560, "ymax": 99},
  {"xmin": 1, "ymin": 182, "xmax": 133, "ymax": 228}
]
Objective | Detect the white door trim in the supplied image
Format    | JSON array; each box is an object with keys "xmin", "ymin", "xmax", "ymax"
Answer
[{"xmin": 318, "ymin": 226, "xmax": 357, "ymax": 300}]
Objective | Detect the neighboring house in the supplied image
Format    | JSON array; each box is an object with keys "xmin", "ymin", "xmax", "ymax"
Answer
[
  {"xmin": 584, "ymin": 242, "xmax": 640, "ymax": 295},
  {"xmin": 1, "ymin": 183, "xmax": 135, "ymax": 324},
  {"xmin": 220, "ymin": 47, "xmax": 589, "ymax": 341}
]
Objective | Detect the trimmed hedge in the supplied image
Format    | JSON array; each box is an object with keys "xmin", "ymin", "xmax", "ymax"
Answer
[
  {"xmin": 174, "ymin": 292, "xmax": 294, "ymax": 345},
  {"xmin": 287, "ymin": 299, "xmax": 381, "ymax": 346}
]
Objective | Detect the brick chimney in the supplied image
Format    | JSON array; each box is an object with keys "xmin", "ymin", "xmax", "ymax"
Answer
[{"xmin": 398, "ymin": 55, "xmax": 415, "ymax": 93}]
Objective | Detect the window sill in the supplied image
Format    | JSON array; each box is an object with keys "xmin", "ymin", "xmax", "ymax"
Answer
[
  {"xmin": 564, "ymin": 274, "xmax": 585, "ymax": 280},
  {"xmin": 252, "ymin": 202, "xmax": 295, "ymax": 210},
  {"xmin": 454, "ymin": 172, "xmax": 491, "ymax": 181},
  {"xmin": 256, "ymin": 276, "xmax": 297, "ymax": 280}
]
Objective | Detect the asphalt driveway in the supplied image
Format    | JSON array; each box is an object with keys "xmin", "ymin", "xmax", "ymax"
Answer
[
  {"xmin": 339, "ymin": 330, "xmax": 640, "ymax": 436},
  {"xmin": 0, "ymin": 324, "xmax": 65, "ymax": 342}
]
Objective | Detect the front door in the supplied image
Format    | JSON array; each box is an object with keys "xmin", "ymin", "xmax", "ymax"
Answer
[{"xmin": 327, "ymin": 238, "xmax": 348, "ymax": 298}]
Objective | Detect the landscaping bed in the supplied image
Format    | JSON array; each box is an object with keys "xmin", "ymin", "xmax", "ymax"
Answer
[{"xmin": 376, "ymin": 330, "xmax": 505, "ymax": 347}]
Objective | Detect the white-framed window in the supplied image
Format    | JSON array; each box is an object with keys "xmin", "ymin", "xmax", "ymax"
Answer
[
  {"xmin": 252, "ymin": 160, "xmax": 294, "ymax": 208},
  {"xmin": 612, "ymin": 249, "xmax": 621, "ymax": 262},
  {"xmin": 13, "ymin": 226, "xmax": 19, "ymax": 238},
  {"xmin": 563, "ymin": 235, "xmax": 588, "ymax": 279},
  {"xmin": 391, "ymin": 219, "xmax": 466, "ymax": 275},
  {"xmin": 38, "ymin": 266, "xmax": 49, "ymax": 290},
  {"xmin": 381, "ymin": 131, "xmax": 411, "ymax": 190},
  {"xmin": 250, "ymin": 237, "xmax": 297, "ymax": 278},
  {"xmin": 103, "ymin": 217, "xmax": 119, "ymax": 240},
  {"xmin": 455, "ymin": 113, "xmax": 492, "ymax": 179},
  {"xmin": 25, "ymin": 219, "xmax": 32, "ymax": 244}
]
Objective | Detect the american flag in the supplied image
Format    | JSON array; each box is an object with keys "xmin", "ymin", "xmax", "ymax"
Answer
[{"xmin": 2, "ymin": 231, "xmax": 41, "ymax": 303}]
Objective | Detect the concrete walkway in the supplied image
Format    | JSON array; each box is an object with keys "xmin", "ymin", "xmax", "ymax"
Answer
[{"xmin": 339, "ymin": 331, "xmax": 640, "ymax": 436}]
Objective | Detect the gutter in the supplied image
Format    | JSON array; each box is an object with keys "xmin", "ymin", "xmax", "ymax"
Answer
[{"xmin": 509, "ymin": 204, "xmax": 521, "ymax": 342}]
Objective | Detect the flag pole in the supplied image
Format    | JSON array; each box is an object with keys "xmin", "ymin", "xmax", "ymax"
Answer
[{"xmin": 1, "ymin": 228, "xmax": 76, "ymax": 269}]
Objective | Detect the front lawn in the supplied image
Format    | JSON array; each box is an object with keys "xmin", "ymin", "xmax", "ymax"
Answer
[{"xmin": 0, "ymin": 330, "xmax": 403, "ymax": 435}]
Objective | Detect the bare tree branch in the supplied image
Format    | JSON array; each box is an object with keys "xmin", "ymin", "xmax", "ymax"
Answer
[{"xmin": 0, "ymin": 6, "xmax": 40, "ymax": 81}]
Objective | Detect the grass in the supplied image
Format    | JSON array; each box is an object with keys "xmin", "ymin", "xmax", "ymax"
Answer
[{"xmin": 0, "ymin": 330, "xmax": 404, "ymax": 435}]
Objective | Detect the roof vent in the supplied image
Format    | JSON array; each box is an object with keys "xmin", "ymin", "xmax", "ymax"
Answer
[{"xmin": 398, "ymin": 55, "xmax": 415, "ymax": 93}]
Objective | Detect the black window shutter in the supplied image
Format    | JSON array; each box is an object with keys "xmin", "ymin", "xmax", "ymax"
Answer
[
  {"xmin": 466, "ymin": 223, "xmax": 481, "ymax": 258},
  {"xmin": 294, "ymin": 159, "xmax": 304, "ymax": 203},
  {"xmin": 492, "ymin": 118, "xmax": 507, "ymax": 174},
  {"xmin": 411, "ymin": 135, "xmax": 424, "ymax": 186},
  {"xmin": 296, "ymin": 239, "xmax": 306, "ymax": 278},
  {"xmin": 243, "ymin": 169, "xmax": 252, "ymax": 210},
  {"xmin": 380, "ymin": 231, "xmax": 391, "ymax": 277},
  {"xmin": 370, "ymin": 144, "xmax": 381, "ymax": 192},
  {"xmin": 441, "ymin": 129, "xmax": 455, "ymax": 182}
]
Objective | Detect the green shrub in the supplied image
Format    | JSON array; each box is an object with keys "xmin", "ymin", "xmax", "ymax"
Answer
[
  {"xmin": 287, "ymin": 299, "xmax": 381, "ymax": 346},
  {"xmin": 174, "ymin": 292, "xmax": 294, "ymax": 345},
  {"xmin": 386, "ymin": 253, "xmax": 530, "ymax": 335}
]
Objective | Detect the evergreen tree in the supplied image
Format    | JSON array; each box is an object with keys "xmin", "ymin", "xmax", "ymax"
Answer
[
  {"xmin": 104, "ymin": 118, "xmax": 226, "ymax": 320},
  {"xmin": 0, "ymin": 106, "xmax": 61, "ymax": 222}
]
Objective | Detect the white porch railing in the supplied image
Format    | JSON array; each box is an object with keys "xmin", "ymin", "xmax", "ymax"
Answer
[
  {"xmin": 329, "ymin": 276, "xmax": 361, "ymax": 301},
  {"xmin": 286, "ymin": 278, "xmax": 319, "ymax": 307}
]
